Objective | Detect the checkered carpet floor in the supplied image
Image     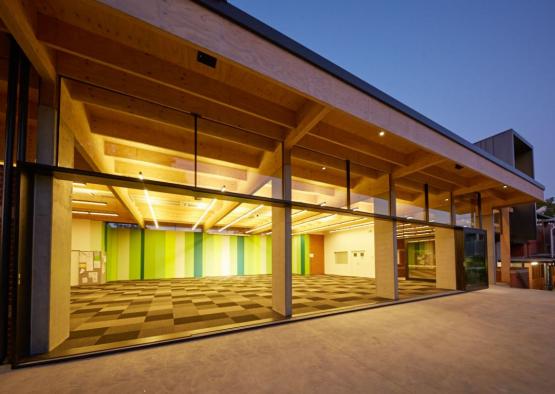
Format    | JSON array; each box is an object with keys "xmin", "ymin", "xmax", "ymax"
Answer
[{"xmin": 49, "ymin": 275, "xmax": 450, "ymax": 357}]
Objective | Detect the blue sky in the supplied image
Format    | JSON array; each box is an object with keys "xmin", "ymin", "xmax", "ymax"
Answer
[{"xmin": 231, "ymin": 0, "xmax": 555, "ymax": 198}]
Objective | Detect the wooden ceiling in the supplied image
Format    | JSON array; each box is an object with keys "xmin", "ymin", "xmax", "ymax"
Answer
[{"xmin": 0, "ymin": 0, "xmax": 539, "ymax": 232}]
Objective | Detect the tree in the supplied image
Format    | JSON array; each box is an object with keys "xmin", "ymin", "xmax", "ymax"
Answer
[{"xmin": 537, "ymin": 197, "xmax": 555, "ymax": 217}]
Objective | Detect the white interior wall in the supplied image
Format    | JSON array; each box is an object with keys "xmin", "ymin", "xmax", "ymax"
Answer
[{"xmin": 323, "ymin": 226, "xmax": 375, "ymax": 278}]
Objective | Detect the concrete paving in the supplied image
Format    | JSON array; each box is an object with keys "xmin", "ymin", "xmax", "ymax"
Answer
[{"xmin": 2, "ymin": 285, "xmax": 555, "ymax": 393}]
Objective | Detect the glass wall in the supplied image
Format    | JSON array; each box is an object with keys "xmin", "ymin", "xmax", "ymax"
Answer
[
  {"xmin": 397, "ymin": 223, "xmax": 436, "ymax": 280},
  {"xmin": 290, "ymin": 207, "xmax": 378, "ymax": 315},
  {"xmin": 350, "ymin": 166, "xmax": 389, "ymax": 215},
  {"xmin": 291, "ymin": 149, "xmax": 347, "ymax": 208},
  {"xmin": 198, "ymin": 117, "xmax": 282, "ymax": 199},
  {"xmin": 59, "ymin": 79, "xmax": 283, "ymax": 199},
  {"xmin": 395, "ymin": 179, "xmax": 426, "ymax": 220},
  {"xmin": 461, "ymin": 229, "xmax": 488, "ymax": 290},
  {"xmin": 455, "ymin": 192, "xmax": 480, "ymax": 228},
  {"xmin": 428, "ymin": 190, "xmax": 452, "ymax": 224}
]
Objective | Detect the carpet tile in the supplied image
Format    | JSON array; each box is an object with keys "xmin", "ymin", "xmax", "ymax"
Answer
[{"xmin": 48, "ymin": 275, "xmax": 450, "ymax": 357}]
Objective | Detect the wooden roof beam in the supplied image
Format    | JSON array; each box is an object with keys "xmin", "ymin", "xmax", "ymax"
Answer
[
  {"xmin": 298, "ymin": 134, "xmax": 394, "ymax": 173},
  {"xmin": 420, "ymin": 165, "xmax": 471, "ymax": 187},
  {"xmin": 0, "ymin": 1, "xmax": 56, "ymax": 85},
  {"xmin": 66, "ymin": 80, "xmax": 277, "ymax": 152},
  {"xmin": 87, "ymin": 110, "xmax": 262, "ymax": 169},
  {"xmin": 284, "ymin": 101, "xmax": 330, "ymax": 150},
  {"xmin": 202, "ymin": 148, "xmax": 283, "ymax": 230},
  {"xmin": 61, "ymin": 81, "xmax": 144, "ymax": 227},
  {"xmin": 56, "ymin": 52, "xmax": 286, "ymax": 141},
  {"xmin": 392, "ymin": 151, "xmax": 446, "ymax": 179},
  {"xmin": 453, "ymin": 179, "xmax": 500, "ymax": 196},
  {"xmin": 37, "ymin": 14, "xmax": 296, "ymax": 128},
  {"xmin": 312, "ymin": 123, "xmax": 409, "ymax": 166},
  {"xmin": 104, "ymin": 141, "xmax": 247, "ymax": 182},
  {"xmin": 113, "ymin": 160, "xmax": 239, "ymax": 192}
]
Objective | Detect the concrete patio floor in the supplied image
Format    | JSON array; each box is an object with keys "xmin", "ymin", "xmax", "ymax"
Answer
[{"xmin": 2, "ymin": 285, "xmax": 555, "ymax": 393}]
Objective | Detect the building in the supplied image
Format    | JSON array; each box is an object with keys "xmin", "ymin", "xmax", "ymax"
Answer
[{"xmin": 0, "ymin": 0, "xmax": 544, "ymax": 366}]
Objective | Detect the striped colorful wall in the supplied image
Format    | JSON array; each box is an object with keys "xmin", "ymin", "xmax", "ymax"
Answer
[
  {"xmin": 292, "ymin": 234, "xmax": 310, "ymax": 275},
  {"xmin": 73, "ymin": 220, "xmax": 310, "ymax": 281}
]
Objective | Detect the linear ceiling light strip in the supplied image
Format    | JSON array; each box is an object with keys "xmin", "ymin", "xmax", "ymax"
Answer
[
  {"xmin": 292, "ymin": 213, "xmax": 336, "ymax": 229},
  {"xmin": 296, "ymin": 217, "xmax": 370, "ymax": 234},
  {"xmin": 192, "ymin": 198, "xmax": 216, "ymax": 231},
  {"xmin": 246, "ymin": 209, "xmax": 308, "ymax": 234},
  {"xmin": 219, "ymin": 204, "xmax": 264, "ymax": 232},
  {"xmin": 139, "ymin": 172, "xmax": 159, "ymax": 229}
]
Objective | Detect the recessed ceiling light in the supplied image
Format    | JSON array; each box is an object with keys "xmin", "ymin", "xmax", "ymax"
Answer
[
  {"xmin": 503, "ymin": 185, "xmax": 508, "ymax": 189},
  {"xmin": 379, "ymin": 131, "xmax": 385, "ymax": 137},
  {"xmin": 444, "ymin": 198, "xmax": 449, "ymax": 202},
  {"xmin": 321, "ymin": 166, "xmax": 326, "ymax": 170}
]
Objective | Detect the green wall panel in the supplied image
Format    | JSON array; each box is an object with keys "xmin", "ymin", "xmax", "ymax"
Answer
[
  {"xmin": 237, "ymin": 236, "xmax": 245, "ymax": 275},
  {"xmin": 129, "ymin": 229, "xmax": 142, "ymax": 280},
  {"xmin": 184, "ymin": 232, "xmax": 194, "ymax": 277},
  {"xmin": 102, "ymin": 227, "xmax": 310, "ymax": 281},
  {"xmin": 194, "ymin": 232, "xmax": 203, "ymax": 278}
]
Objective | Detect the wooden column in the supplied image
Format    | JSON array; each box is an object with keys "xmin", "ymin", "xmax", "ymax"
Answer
[
  {"xmin": 500, "ymin": 207, "xmax": 511, "ymax": 283},
  {"xmin": 30, "ymin": 84, "xmax": 75, "ymax": 353},
  {"xmin": 435, "ymin": 227, "xmax": 457, "ymax": 290},
  {"xmin": 271, "ymin": 145, "xmax": 292, "ymax": 317},
  {"xmin": 374, "ymin": 219, "xmax": 398, "ymax": 300},
  {"xmin": 482, "ymin": 208, "xmax": 497, "ymax": 285}
]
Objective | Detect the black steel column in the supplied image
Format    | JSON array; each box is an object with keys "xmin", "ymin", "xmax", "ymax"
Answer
[
  {"xmin": 424, "ymin": 184, "xmax": 430, "ymax": 222},
  {"xmin": 12, "ymin": 51, "xmax": 31, "ymax": 365},
  {"xmin": 345, "ymin": 160, "xmax": 351, "ymax": 209},
  {"xmin": 193, "ymin": 114, "xmax": 198, "ymax": 188},
  {"xmin": 0, "ymin": 38, "xmax": 21, "ymax": 363},
  {"xmin": 17, "ymin": 56, "xmax": 29, "ymax": 163},
  {"xmin": 477, "ymin": 192, "xmax": 483, "ymax": 229}
]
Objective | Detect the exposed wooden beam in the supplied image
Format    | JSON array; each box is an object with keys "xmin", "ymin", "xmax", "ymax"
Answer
[
  {"xmin": 56, "ymin": 52, "xmax": 286, "ymax": 141},
  {"xmin": 0, "ymin": 1, "xmax": 56, "ymax": 85},
  {"xmin": 37, "ymin": 14, "xmax": 296, "ymax": 128},
  {"xmin": 392, "ymin": 151, "xmax": 446, "ymax": 179},
  {"xmin": 66, "ymin": 80, "xmax": 277, "ymax": 152},
  {"xmin": 482, "ymin": 193, "xmax": 538, "ymax": 210},
  {"xmin": 203, "ymin": 148, "xmax": 282, "ymax": 230},
  {"xmin": 298, "ymin": 134, "xmax": 394, "ymax": 173},
  {"xmin": 61, "ymin": 80, "xmax": 144, "ymax": 226},
  {"xmin": 420, "ymin": 165, "xmax": 470, "ymax": 187},
  {"xmin": 284, "ymin": 101, "xmax": 329, "ymax": 150},
  {"xmin": 312, "ymin": 123, "xmax": 409, "ymax": 166},
  {"xmin": 104, "ymin": 141, "xmax": 247, "ymax": 182},
  {"xmin": 453, "ymin": 179, "xmax": 499, "ymax": 196},
  {"xmin": 113, "ymin": 160, "xmax": 239, "ymax": 192},
  {"xmin": 406, "ymin": 173, "xmax": 455, "ymax": 193},
  {"xmin": 87, "ymin": 109, "xmax": 262, "ymax": 169}
]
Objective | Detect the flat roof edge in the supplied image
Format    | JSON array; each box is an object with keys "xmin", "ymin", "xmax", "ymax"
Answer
[{"xmin": 192, "ymin": 0, "xmax": 544, "ymax": 191}]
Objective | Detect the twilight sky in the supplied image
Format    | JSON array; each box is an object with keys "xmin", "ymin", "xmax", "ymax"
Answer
[{"xmin": 231, "ymin": 0, "xmax": 555, "ymax": 198}]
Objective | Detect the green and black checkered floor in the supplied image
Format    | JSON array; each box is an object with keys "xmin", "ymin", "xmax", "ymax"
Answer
[{"xmin": 49, "ymin": 275, "xmax": 451, "ymax": 357}]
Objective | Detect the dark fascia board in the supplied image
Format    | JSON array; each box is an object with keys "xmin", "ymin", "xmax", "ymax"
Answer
[{"xmin": 192, "ymin": 0, "xmax": 544, "ymax": 191}]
